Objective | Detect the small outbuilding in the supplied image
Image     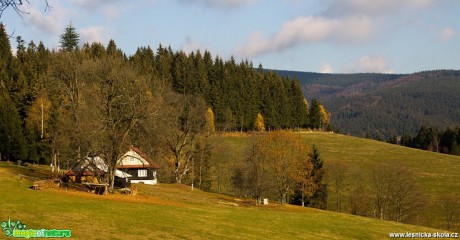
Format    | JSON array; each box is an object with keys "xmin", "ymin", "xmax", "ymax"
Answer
[{"xmin": 65, "ymin": 156, "xmax": 132, "ymax": 188}]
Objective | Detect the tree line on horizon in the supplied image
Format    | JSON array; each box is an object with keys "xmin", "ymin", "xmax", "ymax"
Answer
[
  {"xmin": 279, "ymin": 69, "xmax": 460, "ymax": 141},
  {"xmin": 387, "ymin": 125, "xmax": 460, "ymax": 156}
]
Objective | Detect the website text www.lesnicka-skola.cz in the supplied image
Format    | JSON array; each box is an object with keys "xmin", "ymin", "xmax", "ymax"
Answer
[{"xmin": 389, "ymin": 232, "xmax": 459, "ymax": 238}]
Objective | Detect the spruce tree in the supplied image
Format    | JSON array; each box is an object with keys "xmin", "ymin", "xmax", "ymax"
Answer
[
  {"xmin": 0, "ymin": 23, "xmax": 12, "ymax": 88},
  {"xmin": 451, "ymin": 141, "xmax": 460, "ymax": 156},
  {"xmin": 106, "ymin": 39, "xmax": 125, "ymax": 58},
  {"xmin": 0, "ymin": 91, "xmax": 27, "ymax": 161},
  {"xmin": 155, "ymin": 44, "xmax": 173, "ymax": 84},
  {"xmin": 289, "ymin": 80, "xmax": 308, "ymax": 128},
  {"xmin": 309, "ymin": 145, "xmax": 326, "ymax": 208},
  {"xmin": 309, "ymin": 98, "xmax": 322, "ymax": 129},
  {"xmin": 291, "ymin": 145, "xmax": 327, "ymax": 208},
  {"xmin": 16, "ymin": 36, "xmax": 25, "ymax": 54},
  {"xmin": 59, "ymin": 22, "xmax": 79, "ymax": 52}
]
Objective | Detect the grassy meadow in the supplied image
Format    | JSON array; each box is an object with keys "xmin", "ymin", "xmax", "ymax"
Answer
[
  {"xmin": 0, "ymin": 161, "xmax": 446, "ymax": 239},
  {"xmin": 213, "ymin": 131, "xmax": 460, "ymax": 230}
]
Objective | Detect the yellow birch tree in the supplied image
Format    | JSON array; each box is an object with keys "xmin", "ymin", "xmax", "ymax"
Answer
[
  {"xmin": 205, "ymin": 107, "xmax": 215, "ymax": 134},
  {"xmin": 318, "ymin": 104, "xmax": 329, "ymax": 130},
  {"xmin": 26, "ymin": 94, "xmax": 51, "ymax": 139},
  {"xmin": 254, "ymin": 113, "xmax": 265, "ymax": 132}
]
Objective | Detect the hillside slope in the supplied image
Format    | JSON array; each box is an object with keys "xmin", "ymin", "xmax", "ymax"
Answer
[
  {"xmin": 277, "ymin": 70, "xmax": 460, "ymax": 138},
  {"xmin": 0, "ymin": 162, "xmax": 445, "ymax": 239},
  {"xmin": 213, "ymin": 132, "xmax": 460, "ymax": 230}
]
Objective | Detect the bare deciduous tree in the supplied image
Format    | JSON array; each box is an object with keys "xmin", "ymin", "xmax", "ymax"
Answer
[
  {"xmin": 347, "ymin": 167, "xmax": 370, "ymax": 216},
  {"xmin": 371, "ymin": 166, "xmax": 391, "ymax": 220},
  {"xmin": 46, "ymin": 52, "xmax": 89, "ymax": 170},
  {"xmin": 328, "ymin": 161, "xmax": 348, "ymax": 213},
  {"xmin": 371, "ymin": 164, "xmax": 425, "ymax": 223},
  {"xmin": 160, "ymin": 93, "xmax": 206, "ymax": 184},
  {"xmin": 440, "ymin": 195, "xmax": 459, "ymax": 230},
  {"xmin": 86, "ymin": 56, "xmax": 154, "ymax": 190},
  {"xmin": 244, "ymin": 143, "xmax": 274, "ymax": 204}
]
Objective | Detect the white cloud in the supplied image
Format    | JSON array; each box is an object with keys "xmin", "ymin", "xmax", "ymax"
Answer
[
  {"xmin": 70, "ymin": 0, "xmax": 124, "ymax": 19},
  {"xmin": 320, "ymin": 63, "xmax": 333, "ymax": 73},
  {"xmin": 70, "ymin": 0, "xmax": 117, "ymax": 9},
  {"xmin": 181, "ymin": 37, "xmax": 211, "ymax": 54},
  {"xmin": 407, "ymin": 0, "xmax": 433, "ymax": 8},
  {"xmin": 325, "ymin": 0, "xmax": 433, "ymax": 17},
  {"xmin": 236, "ymin": 16, "xmax": 372, "ymax": 57},
  {"xmin": 103, "ymin": 6, "xmax": 123, "ymax": 18},
  {"xmin": 80, "ymin": 26, "xmax": 111, "ymax": 44},
  {"xmin": 177, "ymin": 0, "xmax": 255, "ymax": 9},
  {"xmin": 439, "ymin": 28, "xmax": 455, "ymax": 42},
  {"xmin": 344, "ymin": 55, "xmax": 393, "ymax": 73},
  {"xmin": 21, "ymin": 0, "xmax": 66, "ymax": 35}
]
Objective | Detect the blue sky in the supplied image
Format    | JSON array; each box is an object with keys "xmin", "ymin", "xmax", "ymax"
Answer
[{"xmin": 1, "ymin": 0, "xmax": 459, "ymax": 73}]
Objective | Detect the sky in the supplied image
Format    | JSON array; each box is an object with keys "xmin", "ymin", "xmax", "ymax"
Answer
[{"xmin": 1, "ymin": 0, "xmax": 459, "ymax": 74}]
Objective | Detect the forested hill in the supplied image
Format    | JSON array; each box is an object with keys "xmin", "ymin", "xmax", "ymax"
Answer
[
  {"xmin": 277, "ymin": 70, "xmax": 460, "ymax": 138},
  {"xmin": 0, "ymin": 23, "xmax": 332, "ymax": 164}
]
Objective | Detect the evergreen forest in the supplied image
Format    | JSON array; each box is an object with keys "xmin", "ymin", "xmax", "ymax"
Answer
[{"xmin": 0, "ymin": 23, "xmax": 330, "ymax": 166}]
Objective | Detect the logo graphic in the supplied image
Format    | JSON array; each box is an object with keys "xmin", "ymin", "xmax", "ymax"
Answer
[
  {"xmin": 1, "ymin": 218, "xmax": 27, "ymax": 237},
  {"xmin": 1, "ymin": 218, "xmax": 71, "ymax": 239}
]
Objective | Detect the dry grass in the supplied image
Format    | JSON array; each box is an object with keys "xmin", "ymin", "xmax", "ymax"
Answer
[{"xmin": 0, "ymin": 161, "xmax": 447, "ymax": 239}]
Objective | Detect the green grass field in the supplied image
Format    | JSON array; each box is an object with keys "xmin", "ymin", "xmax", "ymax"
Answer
[
  {"xmin": 213, "ymin": 131, "xmax": 460, "ymax": 230},
  {"xmin": 304, "ymin": 132, "xmax": 460, "ymax": 191},
  {"xmin": 0, "ymin": 162, "xmax": 446, "ymax": 239}
]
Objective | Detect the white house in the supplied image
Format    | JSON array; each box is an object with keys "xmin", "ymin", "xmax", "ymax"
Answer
[{"xmin": 116, "ymin": 147, "xmax": 160, "ymax": 185}]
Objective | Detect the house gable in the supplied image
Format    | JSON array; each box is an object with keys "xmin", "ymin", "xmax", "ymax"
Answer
[
  {"xmin": 117, "ymin": 149, "xmax": 150, "ymax": 168},
  {"xmin": 116, "ymin": 147, "xmax": 160, "ymax": 185},
  {"xmin": 117, "ymin": 148, "xmax": 160, "ymax": 169}
]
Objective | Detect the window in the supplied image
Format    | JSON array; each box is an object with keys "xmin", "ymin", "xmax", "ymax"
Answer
[
  {"xmin": 130, "ymin": 156, "xmax": 135, "ymax": 162},
  {"xmin": 138, "ymin": 169, "xmax": 147, "ymax": 177}
]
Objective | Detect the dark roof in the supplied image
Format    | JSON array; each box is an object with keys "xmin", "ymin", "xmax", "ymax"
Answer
[
  {"xmin": 131, "ymin": 147, "xmax": 160, "ymax": 169},
  {"xmin": 66, "ymin": 156, "xmax": 132, "ymax": 178}
]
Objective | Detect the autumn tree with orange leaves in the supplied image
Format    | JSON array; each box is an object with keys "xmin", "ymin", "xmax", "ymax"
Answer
[{"xmin": 235, "ymin": 131, "xmax": 317, "ymax": 204}]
